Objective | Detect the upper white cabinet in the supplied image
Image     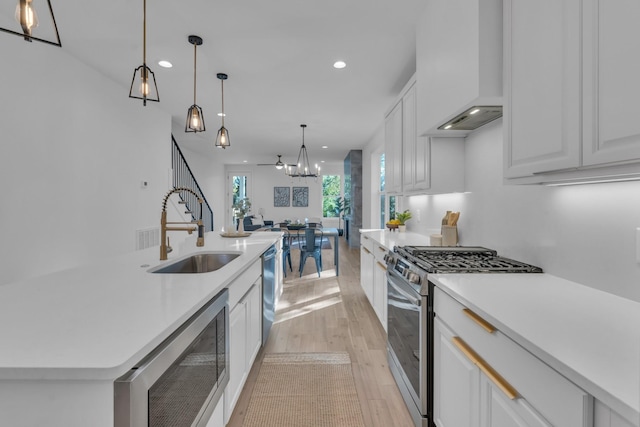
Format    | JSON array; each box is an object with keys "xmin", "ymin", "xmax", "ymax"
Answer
[
  {"xmin": 385, "ymin": 98, "xmax": 403, "ymax": 194},
  {"xmin": 416, "ymin": 0, "xmax": 503, "ymax": 137},
  {"xmin": 504, "ymin": 0, "xmax": 640, "ymax": 183},
  {"xmin": 503, "ymin": 0, "xmax": 582, "ymax": 178},
  {"xmin": 385, "ymin": 77, "xmax": 466, "ymax": 195},
  {"xmin": 582, "ymin": 0, "xmax": 640, "ymax": 167}
]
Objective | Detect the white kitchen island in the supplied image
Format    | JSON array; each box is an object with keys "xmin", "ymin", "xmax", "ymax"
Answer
[{"xmin": 0, "ymin": 232, "xmax": 280, "ymax": 427}]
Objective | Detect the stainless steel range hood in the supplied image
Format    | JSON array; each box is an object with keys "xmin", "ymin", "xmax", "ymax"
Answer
[{"xmin": 437, "ymin": 106, "xmax": 503, "ymax": 131}]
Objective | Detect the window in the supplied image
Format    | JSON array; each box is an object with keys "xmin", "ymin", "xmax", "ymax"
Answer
[
  {"xmin": 322, "ymin": 175, "xmax": 341, "ymax": 217},
  {"xmin": 378, "ymin": 153, "xmax": 396, "ymax": 227},
  {"xmin": 228, "ymin": 172, "xmax": 251, "ymax": 225}
]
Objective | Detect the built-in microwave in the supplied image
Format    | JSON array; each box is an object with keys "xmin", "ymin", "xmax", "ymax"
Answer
[{"xmin": 114, "ymin": 288, "xmax": 229, "ymax": 427}]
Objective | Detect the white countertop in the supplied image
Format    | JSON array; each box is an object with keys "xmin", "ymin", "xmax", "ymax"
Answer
[
  {"xmin": 431, "ymin": 273, "xmax": 640, "ymax": 424},
  {"xmin": 359, "ymin": 228, "xmax": 439, "ymax": 249},
  {"xmin": 0, "ymin": 232, "xmax": 279, "ymax": 381}
]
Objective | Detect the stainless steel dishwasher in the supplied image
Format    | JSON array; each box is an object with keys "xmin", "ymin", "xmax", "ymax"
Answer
[{"xmin": 262, "ymin": 244, "xmax": 277, "ymax": 344}]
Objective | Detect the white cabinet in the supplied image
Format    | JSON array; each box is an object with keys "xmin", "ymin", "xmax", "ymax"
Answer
[
  {"xmin": 224, "ymin": 278, "xmax": 262, "ymax": 424},
  {"xmin": 594, "ymin": 400, "xmax": 636, "ymax": 427},
  {"xmin": 385, "ymin": 99, "xmax": 403, "ymax": 193},
  {"xmin": 582, "ymin": 0, "xmax": 640, "ymax": 167},
  {"xmin": 503, "ymin": 0, "xmax": 581, "ymax": 178},
  {"xmin": 433, "ymin": 287, "xmax": 592, "ymax": 427},
  {"xmin": 360, "ymin": 245, "xmax": 374, "ymax": 303},
  {"xmin": 416, "ymin": 0, "xmax": 502, "ymax": 137},
  {"xmin": 372, "ymin": 258, "xmax": 387, "ymax": 329},
  {"xmin": 386, "ymin": 77, "xmax": 466, "ymax": 195},
  {"xmin": 402, "ymin": 83, "xmax": 417, "ymax": 189},
  {"xmin": 204, "ymin": 392, "xmax": 225, "ymax": 427},
  {"xmin": 360, "ymin": 235, "xmax": 389, "ymax": 331},
  {"xmin": 504, "ymin": 0, "xmax": 640, "ymax": 183},
  {"xmin": 434, "ymin": 318, "xmax": 479, "ymax": 427}
]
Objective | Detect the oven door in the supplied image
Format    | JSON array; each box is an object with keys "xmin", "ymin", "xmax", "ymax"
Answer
[
  {"xmin": 115, "ymin": 289, "xmax": 229, "ymax": 427},
  {"xmin": 386, "ymin": 268, "xmax": 428, "ymax": 418}
]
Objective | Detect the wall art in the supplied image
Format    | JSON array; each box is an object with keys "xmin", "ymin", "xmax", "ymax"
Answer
[
  {"xmin": 273, "ymin": 187, "xmax": 290, "ymax": 207},
  {"xmin": 292, "ymin": 186, "xmax": 309, "ymax": 207}
]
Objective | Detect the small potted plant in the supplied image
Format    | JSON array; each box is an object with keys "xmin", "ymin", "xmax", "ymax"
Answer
[
  {"xmin": 232, "ymin": 197, "xmax": 252, "ymax": 232},
  {"xmin": 395, "ymin": 210, "xmax": 412, "ymax": 232}
]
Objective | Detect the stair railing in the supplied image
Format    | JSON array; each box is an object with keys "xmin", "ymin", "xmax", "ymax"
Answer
[{"xmin": 171, "ymin": 135, "xmax": 214, "ymax": 231}]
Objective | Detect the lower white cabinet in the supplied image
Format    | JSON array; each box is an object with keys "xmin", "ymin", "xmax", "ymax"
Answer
[
  {"xmin": 434, "ymin": 287, "xmax": 592, "ymax": 427},
  {"xmin": 372, "ymin": 255, "xmax": 387, "ymax": 330},
  {"xmin": 594, "ymin": 400, "xmax": 636, "ymax": 427},
  {"xmin": 360, "ymin": 237, "xmax": 389, "ymax": 331},
  {"xmin": 360, "ymin": 245, "xmax": 374, "ymax": 303},
  {"xmin": 204, "ymin": 393, "xmax": 225, "ymax": 427},
  {"xmin": 224, "ymin": 280, "xmax": 262, "ymax": 424}
]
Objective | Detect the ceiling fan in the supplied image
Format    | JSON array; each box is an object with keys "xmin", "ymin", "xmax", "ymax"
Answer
[{"xmin": 257, "ymin": 155, "xmax": 285, "ymax": 170}]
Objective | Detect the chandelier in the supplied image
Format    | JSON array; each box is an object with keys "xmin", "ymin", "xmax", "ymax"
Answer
[{"xmin": 286, "ymin": 124, "xmax": 320, "ymax": 179}]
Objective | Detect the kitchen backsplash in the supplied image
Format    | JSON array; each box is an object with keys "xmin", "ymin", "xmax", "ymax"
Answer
[{"xmin": 407, "ymin": 120, "xmax": 640, "ymax": 302}]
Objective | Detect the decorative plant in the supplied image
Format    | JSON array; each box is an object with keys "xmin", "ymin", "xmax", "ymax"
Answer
[
  {"xmin": 395, "ymin": 210, "xmax": 412, "ymax": 225},
  {"xmin": 232, "ymin": 197, "xmax": 251, "ymax": 218},
  {"xmin": 334, "ymin": 196, "xmax": 351, "ymax": 235}
]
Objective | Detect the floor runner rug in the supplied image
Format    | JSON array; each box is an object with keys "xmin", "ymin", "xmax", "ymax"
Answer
[{"xmin": 242, "ymin": 352, "xmax": 365, "ymax": 427}]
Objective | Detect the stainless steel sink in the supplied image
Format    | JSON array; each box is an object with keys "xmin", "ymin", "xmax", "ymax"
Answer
[{"xmin": 150, "ymin": 252, "xmax": 241, "ymax": 274}]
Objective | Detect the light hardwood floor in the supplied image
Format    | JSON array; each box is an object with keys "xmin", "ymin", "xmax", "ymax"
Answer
[{"xmin": 227, "ymin": 237, "xmax": 415, "ymax": 427}]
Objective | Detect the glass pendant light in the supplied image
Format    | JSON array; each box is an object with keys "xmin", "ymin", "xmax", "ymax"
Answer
[
  {"xmin": 286, "ymin": 124, "xmax": 320, "ymax": 179},
  {"xmin": 215, "ymin": 73, "xmax": 230, "ymax": 149},
  {"xmin": 0, "ymin": 0, "xmax": 61, "ymax": 46},
  {"xmin": 185, "ymin": 35, "xmax": 205, "ymax": 133},
  {"xmin": 129, "ymin": 0, "xmax": 159, "ymax": 106}
]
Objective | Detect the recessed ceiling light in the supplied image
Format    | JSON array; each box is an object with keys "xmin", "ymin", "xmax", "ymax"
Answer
[
  {"xmin": 218, "ymin": 113, "xmax": 226, "ymax": 117},
  {"xmin": 158, "ymin": 60, "xmax": 173, "ymax": 68},
  {"xmin": 321, "ymin": 145, "xmax": 328, "ymax": 149},
  {"xmin": 243, "ymin": 160, "xmax": 248, "ymax": 163},
  {"xmin": 333, "ymin": 61, "xmax": 346, "ymax": 69},
  {"xmin": 321, "ymin": 160, "xmax": 325, "ymax": 163}
]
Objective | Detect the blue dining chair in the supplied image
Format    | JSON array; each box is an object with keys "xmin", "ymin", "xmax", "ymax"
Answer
[
  {"xmin": 271, "ymin": 228, "xmax": 292, "ymax": 276},
  {"xmin": 299, "ymin": 228, "xmax": 323, "ymax": 277},
  {"xmin": 282, "ymin": 229, "xmax": 293, "ymax": 276}
]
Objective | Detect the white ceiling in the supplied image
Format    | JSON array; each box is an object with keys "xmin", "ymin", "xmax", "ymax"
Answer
[{"xmin": 48, "ymin": 0, "xmax": 423, "ymax": 165}]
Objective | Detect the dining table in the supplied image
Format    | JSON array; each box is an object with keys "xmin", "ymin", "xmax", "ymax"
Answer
[{"xmin": 284, "ymin": 227, "xmax": 341, "ymax": 276}]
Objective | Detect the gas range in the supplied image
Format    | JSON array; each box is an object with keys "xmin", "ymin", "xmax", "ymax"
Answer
[
  {"xmin": 385, "ymin": 246, "xmax": 543, "ymax": 296},
  {"xmin": 396, "ymin": 246, "xmax": 543, "ymax": 274}
]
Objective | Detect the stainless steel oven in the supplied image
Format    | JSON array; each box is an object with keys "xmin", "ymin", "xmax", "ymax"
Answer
[
  {"xmin": 386, "ymin": 254, "xmax": 432, "ymax": 427},
  {"xmin": 386, "ymin": 246, "xmax": 543, "ymax": 427},
  {"xmin": 114, "ymin": 288, "xmax": 229, "ymax": 427}
]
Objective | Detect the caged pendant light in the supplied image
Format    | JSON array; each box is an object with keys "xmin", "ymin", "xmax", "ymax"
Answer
[
  {"xmin": 0, "ymin": 0, "xmax": 62, "ymax": 46},
  {"xmin": 285, "ymin": 124, "xmax": 320, "ymax": 179},
  {"xmin": 129, "ymin": 0, "xmax": 159, "ymax": 106},
  {"xmin": 215, "ymin": 73, "xmax": 230, "ymax": 149},
  {"xmin": 185, "ymin": 35, "xmax": 205, "ymax": 133}
]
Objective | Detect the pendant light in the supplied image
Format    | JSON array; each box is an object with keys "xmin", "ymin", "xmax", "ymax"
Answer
[
  {"xmin": 128, "ymin": 0, "xmax": 159, "ymax": 106},
  {"xmin": 215, "ymin": 73, "xmax": 230, "ymax": 149},
  {"xmin": 286, "ymin": 124, "xmax": 320, "ymax": 178},
  {"xmin": 185, "ymin": 35, "xmax": 205, "ymax": 133},
  {"xmin": 0, "ymin": 0, "xmax": 61, "ymax": 46}
]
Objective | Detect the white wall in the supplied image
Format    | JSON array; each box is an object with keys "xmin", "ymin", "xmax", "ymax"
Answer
[
  {"xmin": 403, "ymin": 119, "xmax": 640, "ymax": 302},
  {"xmin": 0, "ymin": 36, "xmax": 171, "ymax": 286},
  {"xmin": 224, "ymin": 163, "xmax": 344, "ymax": 228}
]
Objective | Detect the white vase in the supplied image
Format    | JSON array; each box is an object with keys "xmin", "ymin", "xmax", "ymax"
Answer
[
  {"xmin": 398, "ymin": 225, "xmax": 406, "ymax": 232},
  {"xmin": 238, "ymin": 218, "xmax": 245, "ymax": 233}
]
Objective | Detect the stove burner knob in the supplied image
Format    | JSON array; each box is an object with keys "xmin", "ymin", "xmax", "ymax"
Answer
[{"xmin": 406, "ymin": 271, "xmax": 421, "ymax": 285}]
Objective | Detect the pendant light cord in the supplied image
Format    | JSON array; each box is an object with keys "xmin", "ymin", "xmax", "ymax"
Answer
[
  {"xmin": 193, "ymin": 43, "xmax": 197, "ymax": 104},
  {"xmin": 142, "ymin": 0, "xmax": 146, "ymax": 66},
  {"xmin": 220, "ymin": 79, "xmax": 225, "ymax": 126}
]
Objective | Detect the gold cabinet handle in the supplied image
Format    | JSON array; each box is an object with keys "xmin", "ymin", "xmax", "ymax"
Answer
[
  {"xmin": 451, "ymin": 337, "xmax": 519, "ymax": 400},
  {"xmin": 376, "ymin": 261, "xmax": 386, "ymax": 270},
  {"xmin": 363, "ymin": 235, "xmax": 369, "ymax": 240},
  {"xmin": 378, "ymin": 246, "xmax": 386, "ymax": 252},
  {"xmin": 363, "ymin": 247, "xmax": 371, "ymax": 254},
  {"xmin": 462, "ymin": 308, "xmax": 496, "ymax": 334}
]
